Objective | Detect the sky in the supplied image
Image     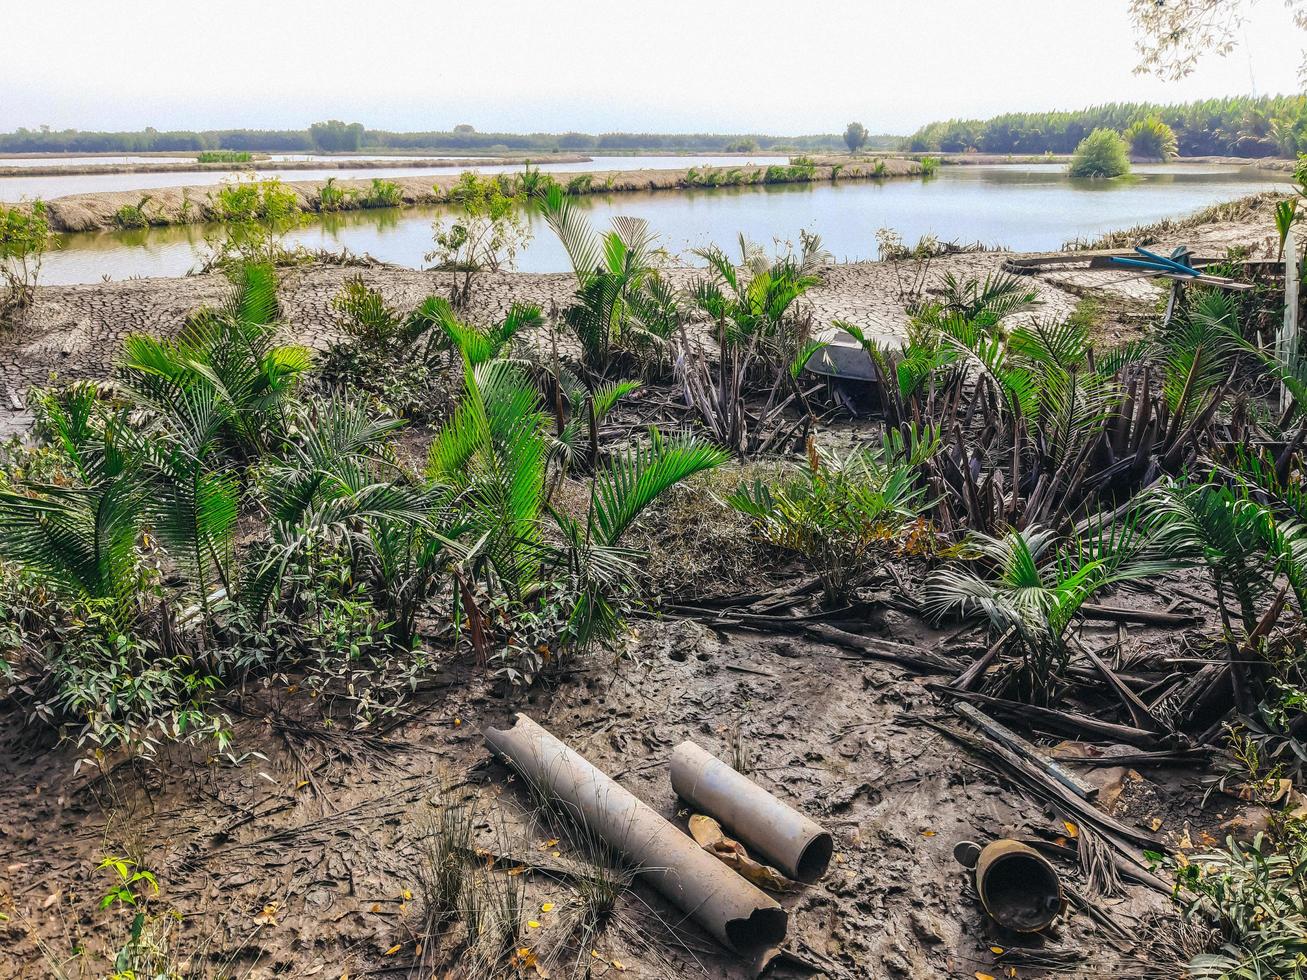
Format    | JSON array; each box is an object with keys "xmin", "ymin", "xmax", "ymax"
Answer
[{"xmin": 2, "ymin": 0, "xmax": 1304, "ymax": 135}]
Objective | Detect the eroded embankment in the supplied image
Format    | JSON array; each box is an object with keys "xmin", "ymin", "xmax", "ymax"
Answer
[
  {"xmin": 0, "ymin": 154, "xmax": 590, "ymax": 179},
  {"xmin": 24, "ymin": 159, "xmax": 923, "ymax": 233}
]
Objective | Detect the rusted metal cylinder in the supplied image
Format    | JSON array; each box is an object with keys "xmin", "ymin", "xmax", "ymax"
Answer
[
  {"xmin": 973, "ymin": 839, "xmax": 1064, "ymax": 933},
  {"xmin": 483, "ymin": 714, "xmax": 787, "ymax": 963},
  {"xmin": 670, "ymin": 741, "xmax": 834, "ymax": 884}
]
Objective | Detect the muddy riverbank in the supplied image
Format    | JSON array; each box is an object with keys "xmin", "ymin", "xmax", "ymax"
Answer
[
  {"xmin": 0, "ymin": 155, "xmax": 589, "ymax": 179},
  {"xmin": 16, "ymin": 159, "xmax": 923, "ymax": 233}
]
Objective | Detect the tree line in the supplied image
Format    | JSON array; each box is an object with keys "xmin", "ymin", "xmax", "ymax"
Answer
[
  {"xmin": 0, "ymin": 121, "xmax": 901, "ymax": 156},
  {"xmin": 905, "ymin": 94, "xmax": 1307, "ymax": 158}
]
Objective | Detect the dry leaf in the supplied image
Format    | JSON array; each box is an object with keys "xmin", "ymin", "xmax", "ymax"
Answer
[
  {"xmin": 528, "ymin": 920, "xmax": 541, "ymax": 929},
  {"xmin": 384, "ymin": 944, "xmax": 401, "ymax": 956},
  {"xmin": 688, "ymin": 814, "xmax": 799, "ymax": 893},
  {"xmin": 921, "ymin": 829, "xmax": 936, "ymax": 837},
  {"xmin": 541, "ymin": 902, "xmax": 555, "ymax": 912},
  {"xmin": 976, "ymin": 973, "xmax": 996, "ymax": 980},
  {"xmin": 612, "ymin": 960, "xmax": 626, "ymax": 971},
  {"xmin": 1062, "ymin": 821, "xmax": 1079, "ymax": 839}
]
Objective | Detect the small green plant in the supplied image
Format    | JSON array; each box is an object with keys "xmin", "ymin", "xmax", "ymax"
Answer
[
  {"xmin": 112, "ymin": 195, "xmax": 155, "ymax": 229},
  {"xmin": 196, "ymin": 149, "xmax": 253, "ymax": 163},
  {"xmin": 1164, "ymin": 827, "xmax": 1307, "ymax": 979},
  {"xmin": 1068, "ymin": 129, "xmax": 1131, "ymax": 178},
  {"xmin": 315, "ymin": 176, "xmax": 352, "ymax": 212},
  {"xmin": 730, "ymin": 434, "xmax": 936, "ymax": 604},
  {"xmin": 359, "ymin": 177, "xmax": 403, "ymax": 208},
  {"xmin": 427, "ymin": 172, "xmax": 531, "ymax": 307},
  {"xmin": 919, "ymin": 155, "xmax": 941, "ymax": 177},
  {"xmin": 1276, "ymin": 198, "xmax": 1299, "ymax": 262},
  {"xmin": 565, "ymin": 173, "xmax": 594, "ymax": 194},
  {"xmin": 206, "ymin": 178, "xmax": 303, "ymax": 265},
  {"xmin": 1, "ymin": 200, "xmax": 52, "ymax": 326},
  {"xmin": 97, "ymin": 855, "xmax": 159, "ymax": 910}
]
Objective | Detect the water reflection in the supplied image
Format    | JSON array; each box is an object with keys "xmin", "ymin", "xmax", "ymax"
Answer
[{"xmin": 41, "ymin": 164, "xmax": 1291, "ymax": 285}]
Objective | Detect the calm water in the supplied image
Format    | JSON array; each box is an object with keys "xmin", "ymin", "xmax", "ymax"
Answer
[
  {"xmin": 0, "ymin": 155, "xmax": 789, "ymax": 202},
  {"xmin": 38, "ymin": 164, "xmax": 1289, "ymax": 285}
]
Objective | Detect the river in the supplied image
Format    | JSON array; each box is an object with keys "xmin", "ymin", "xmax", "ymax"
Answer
[{"xmin": 34, "ymin": 163, "xmax": 1289, "ymax": 285}]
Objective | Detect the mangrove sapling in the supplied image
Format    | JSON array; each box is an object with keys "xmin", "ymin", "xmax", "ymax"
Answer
[
  {"xmin": 540, "ymin": 185, "xmax": 676, "ymax": 378},
  {"xmin": 920, "ymin": 512, "xmax": 1176, "ymax": 705},
  {"xmin": 358, "ymin": 177, "xmax": 403, "ymax": 208},
  {"xmin": 204, "ymin": 178, "xmax": 303, "ymax": 267},
  {"xmin": 427, "ymin": 172, "xmax": 531, "ymax": 308},
  {"xmin": 117, "ymin": 263, "xmax": 310, "ymax": 466},
  {"xmin": 729, "ymin": 431, "xmax": 937, "ymax": 604},
  {"xmin": 1276, "ymin": 198, "xmax": 1299, "ymax": 263},
  {"xmin": 675, "ymin": 237, "xmax": 825, "ymax": 456},
  {"xmin": 426, "ymin": 358, "xmax": 725, "ymax": 682},
  {"xmin": 0, "ymin": 200, "xmax": 51, "ymax": 328}
]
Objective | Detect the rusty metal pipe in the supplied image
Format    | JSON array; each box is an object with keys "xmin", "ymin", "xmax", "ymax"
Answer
[
  {"xmin": 483, "ymin": 714, "xmax": 787, "ymax": 963},
  {"xmin": 670, "ymin": 741, "xmax": 834, "ymax": 884}
]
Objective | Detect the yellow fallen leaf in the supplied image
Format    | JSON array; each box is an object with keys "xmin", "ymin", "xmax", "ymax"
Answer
[
  {"xmin": 1063, "ymin": 821, "xmax": 1079, "ymax": 839},
  {"xmin": 370, "ymin": 903, "xmax": 381, "ymax": 913},
  {"xmin": 612, "ymin": 960, "xmax": 626, "ymax": 971},
  {"xmin": 528, "ymin": 920, "xmax": 541, "ymax": 929},
  {"xmin": 295, "ymin": 780, "xmax": 310, "ymax": 790},
  {"xmin": 454, "ymin": 718, "xmax": 462, "ymax": 727},
  {"xmin": 551, "ymin": 851, "xmax": 561, "ymax": 857},
  {"xmin": 990, "ymin": 946, "xmax": 1005, "ymax": 954},
  {"xmin": 591, "ymin": 950, "xmax": 601, "ymax": 959},
  {"xmin": 541, "ymin": 902, "xmax": 555, "ymax": 912},
  {"xmin": 539, "ymin": 838, "xmax": 560, "ymax": 850},
  {"xmin": 401, "ymin": 888, "xmax": 412, "ymax": 901},
  {"xmin": 976, "ymin": 973, "xmax": 996, "ymax": 980},
  {"xmin": 384, "ymin": 944, "xmax": 401, "ymax": 956},
  {"xmin": 507, "ymin": 865, "xmax": 528, "ymax": 876},
  {"xmin": 921, "ymin": 829, "xmax": 936, "ymax": 837}
]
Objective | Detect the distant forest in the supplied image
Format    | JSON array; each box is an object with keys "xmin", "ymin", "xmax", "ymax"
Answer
[
  {"xmin": 0, "ymin": 121, "xmax": 901, "ymax": 155},
  {"xmin": 905, "ymin": 95, "xmax": 1307, "ymax": 158}
]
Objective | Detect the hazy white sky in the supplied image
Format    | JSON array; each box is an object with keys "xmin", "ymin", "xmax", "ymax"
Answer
[{"xmin": 2, "ymin": 1, "xmax": 1303, "ymax": 134}]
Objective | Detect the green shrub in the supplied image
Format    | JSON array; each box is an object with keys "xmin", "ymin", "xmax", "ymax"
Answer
[
  {"xmin": 315, "ymin": 176, "xmax": 352, "ymax": 212},
  {"xmin": 427, "ymin": 172, "xmax": 530, "ymax": 307},
  {"xmin": 1164, "ymin": 828, "xmax": 1307, "ymax": 979},
  {"xmin": 359, "ymin": 177, "xmax": 403, "ymax": 208},
  {"xmin": 1124, "ymin": 115, "xmax": 1179, "ymax": 161},
  {"xmin": 566, "ymin": 173, "xmax": 594, "ymax": 194},
  {"xmin": 729, "ymin": 436, "xmax": 936, "ymax": 603},
  {"xmin": 1069, "ymin": 129, "xmax": 1131, "ymax": 178},
  {"xmin": 0, "ymin": 200, "xmax": 51, "ymax": 326},
  {"xmin": 196, "ymin": 150, "xmax": 253, "ymax": 164},
  {"xmin": 919, "ymin": 155, "xmax": 940, "ymax": 177},
  {"xmin": 206, "ymin": 178, "xmax": 303, "ymax": 264},
  {"xmin": 112, "ymin": 195, "xmax": 156, "ymax": 229}
]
